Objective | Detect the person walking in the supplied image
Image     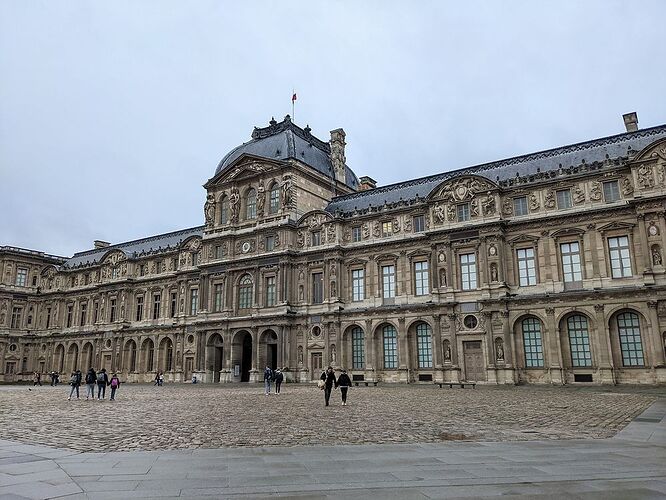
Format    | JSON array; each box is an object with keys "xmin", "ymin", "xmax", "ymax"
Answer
[
  {"xmin": 320, "ymin": 366, "xmax": 337, "ymax": 407},
  {"xmin": 154, "ymin": 372, "xmax": 160, "ymax": 386},
  {"xmin": 109, "ymin": 373, "xmax": 120, "ymax": 401},
  {"xmin": 49, "ymin": 371, "xmax": 55, "ymax": 386},
  {"xmin": 33, "ymin": 372, "xmax": 42, "ymax": 386},
  {"xmin": 158, "ymin": 371, "xmax": 164, "ymax": 386},
  {"xmin": 263, "ymin": 365, "xmax": 273, "ymax": 395},
  {"xmin": 274, "ymin": 368, "xmax": 283, "ymax": 394},
  {"xmin": 67, "ymin": 370, "xmax": 81, "ymax": 400},
  {"xmin": 85, "ymin": 368, "xmax": 96, "ymax": 400},
  {"xmin": 337, "ymin": 369, "xmax": 352, "ymax": 406},
  {"xmin": 96, "ymin": 368, "xmax": 109, "ymax": 399},
  {"xmin": 54, "ymin": 372, "xmax": 60, "ymax": 386}
]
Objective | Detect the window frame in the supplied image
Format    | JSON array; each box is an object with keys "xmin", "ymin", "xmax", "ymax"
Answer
[
  {"xmin": 15, "ymin": 267, "xmax": 28, "ymax": 287},
  {"xmin": 560, "ymin": 241, "xmax": 583, "ymax": 284},
  {"xmin": 351, "ymin": 226, "xmax": 362, "ymax": 242},
  {"xmin": 516, "ymin": 247, "xmax": 537, "ymax": 286},
  {"xmin": 556, "ymin": 189, "xmax": 572, "ymax": 209},
  {"xmin": 567, "ymin": 315, "xmax": 592, "ymax": 368},
  {"xmin": 312, "ymin": 272, "xmax": 324, "ymax": 304},
  {"xmin": 617, "ymin": 312, "xmax": 644, "ymax": 367},
  {"xmin": 189, "ymin": 288, "xmax": 199, "ymax": 315},
  {"xmin": 382, "ymin": 324, "xmax": 398, "ymax": 369},
  {"xmin": 265, "ymin": 275, "xmax": 277, "ymax": 307},
  {"xmin": 152, "ymin": 293, "xmax": 161, "ymax": 320},
  {"xmin": 245, "ymin": 189, "xmax": 257, "ymax": 220},
  {"xmin": 269, "ymin": 184, "xmax": 280, "ymax": 214},
  {"xmin": 351, "ymin": 327, "xmax": 365, "ymax": 370},
  {"xmin": 416, "ymin": 323, "xmax": 433, "ymax": 369},
  {"xmin": 603, "ymin": 180, "xmax": 620, "ymax": 203},
  {"xmin": 351, "ymin": 268, "xmax": 365, "ymax": 302},
  {"xmin": 381, "ymin": 264, "xmax": 396, "ymax": 299},
  {"xmin": 238, "ymin": 275, "xmax": 253, "ymax": 309},
  {"xmin": 136, "ymin": 294, "xmax": 144, "ymax": 321},
  {"xmin": 513, "ymin": 196, "xmax": 528, "ymax": 216},
  {"xmin": 213, "ymin": 283, "xmax": 224, "ymax": 312},
  {"xmin": 413, "ymin": 214, "xmax": 426, "ymax": 233},
  {"xmin": 607, "ymin": 235, "xmax": 632, "ymax": 278},
  {"xmin": 459, "ymin": 252, "xmax": 477, "ymax": 290},
  {"xmin": 521, "ymin": 317, "xmax": 544, "ymax": 368},
  {"xmin": 414, "ymin": 260, "xmax": 430, "ymax": 296},
  {"xmin": 457, "ymin": 203, "xmax": 470, "ymax": 222}
]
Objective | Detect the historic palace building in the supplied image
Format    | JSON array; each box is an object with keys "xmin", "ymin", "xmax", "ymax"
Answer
[{"xmin": 3, "ymin": 113, "xmax": 666, "ymax": 385}]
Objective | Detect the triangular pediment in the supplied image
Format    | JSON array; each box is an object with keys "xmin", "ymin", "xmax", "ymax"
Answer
[
  {"xmin": 550, "ymin": 227, "xmax": 585, "ymax": 238},
  {"xmin": 508, "ymin": 234, "xmax": 540, "ymax": 244},
  {"xmin": 597, "ymin": 221, "xmax": 635, "ymax": 232}
]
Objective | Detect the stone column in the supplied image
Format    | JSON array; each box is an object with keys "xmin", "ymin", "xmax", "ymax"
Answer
[
  {"xmin": 432, "ymin": 315, "xmax": 442, "ymax": 368},
  {"xmin": 646, "ymin": 301, "xmax": 664, "ymax": 368},
  {"xmin": 594, "ymin": 304, "xmax": 615, "ymax": 384},
  {"xmin": 545, "ymin": 307, "xmax": 564, "ymax": 384},
  {"xmin": 637, "ymin": 215, "xmax": 652, "ymax": 273},
  {"xmin": 364, "ymin": 319, "xmax": 375, "ymax": 373}
]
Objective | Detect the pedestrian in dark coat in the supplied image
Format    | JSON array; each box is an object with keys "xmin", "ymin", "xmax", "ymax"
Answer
[
  {"xmin": 67, "ymin": 370, "xmax": 81, "ymax": 400},
  {"xmin": 337, "ymin": 369, "xmax": 352, "ymax": 406},
  {"xmin": 109, "ymin": 374, "xmax": 121, "ymax": 401},
  {"xmin": 320, "ymin": 366, "xmax": 337, "ymax": 407},
  {"xmin": 96, "ymin": 368, "xmax": 109, "ymax": 399}
]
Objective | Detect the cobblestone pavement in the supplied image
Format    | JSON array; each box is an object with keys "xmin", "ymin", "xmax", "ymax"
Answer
[{"xmin": 0, "ymin": 383, "xmax": 659, "ymax": 453}]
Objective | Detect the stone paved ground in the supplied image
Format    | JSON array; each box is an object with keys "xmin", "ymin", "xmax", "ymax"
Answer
[{"xmin": 0, "ymin": 383, "xmax": 659, "ymax": 453}]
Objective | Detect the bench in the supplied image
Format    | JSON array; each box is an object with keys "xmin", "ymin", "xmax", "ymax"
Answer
[
  {"xmin": 437, "ymin": 382, "xmax": 476, "ymax": 389},
  {"xmin": 354, "ymin": 381, "xmax": 378, "ymax": 387}
]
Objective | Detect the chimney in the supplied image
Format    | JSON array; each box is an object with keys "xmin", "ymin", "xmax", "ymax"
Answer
[
  {"xmin": 623, "ymin": 112, "xmax": 638, "ymax": 132},
  {"xmin": 94, "ymin": 240, "xmax": 110, "ymax": 249},
  {"xmin": 329, "ymin": 128, "xmax": 347, "ymax": 183},
  {"xmin": 359, "ymin": 176, "xmax": 377, "ymax": 191}
]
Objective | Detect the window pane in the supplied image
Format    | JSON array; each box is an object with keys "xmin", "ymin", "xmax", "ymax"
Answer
[
  {"xmin": 382, "ymin": 325, "xmax": 397, "ymax": 368},
  {"xmin": 617, "ymin": 312, "xmax": 644, "ymax": 366},
  {"xmin": 414, "ymin": 261, "xmax": 429, "ymax": 296},
  {"xmin": 513, "ymin": 197, "xmax": 528, "ymax": 216},
  {"xmin": 608, "ymin": 236, "xmax": 632, "ymax": 278},
  {"xmin": 460, "ymin": 253, "xmax": 477, "ymax": 290},
  {"xmin": 413, "ymin": 215, "xmax": 425, "ymax": 233},
  {"xmin": 352, "ymin": 226, "xmax": 362, "ymax": 242},
  {"xmin": 522, "ymin": 318, "xmax": 544, "ymax": 367},
  {"xmin": 557, "ymin": 190, "xmax": 572, "ymax": 209},
  {"xmin": 352, "ymin": 269, "xmax": 365, "ymax": 301},
  {"xmin": 351, "ymin": 327, "xmax": 365, "ymax": 369},
  {"xmin": 567, "ymin": 315, "xmax": 592, "ymax": 367},
  {"xmin": 214, "ymin": 284, "xmax": 224, "ymax": 312},
  {"xmin": 382, "ymin": 222, "xmax": 392, "ymax": 237},
  {"xmin": 517, "ymin": 247, "xmax": 537, "ymax": 286},
  {"xmin": 416, "ymin": 323, "xmax": 433, "ymax": 368},
  {"xmin": 457, "ymin": 204, "xmax": 470, "ymax": 221},
  {"xmin": 190, "ymin": 289, "xmax": 198, "ymax": 315},
  {"xmin": 246, "ymin": 189, "xmax": 256, "ymax": 219},
  {"xmin": 265, "ymin": 276, "xmax": 276, "ymax": 306},
  {"xmin": 269, "ymin": 186, "xmax": 280, "ymax": 213},
  {"xmin": 603, "ymin": 181, "xmax": 620, "ymax": 203},
  {"xmin": 312, "ymin": 273, "xmax": 323, "ymax": 303},
  {"xmin": 560, "ymin": 242, "xmax": 582, "ymax": 282},
  {"xmin": 382, "ymin": 265, "xmax": 396, "ymax": 298}
]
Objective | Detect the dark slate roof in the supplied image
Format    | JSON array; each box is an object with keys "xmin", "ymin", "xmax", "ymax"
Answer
[
  {"xmin": 326, "ymin": 124, "xmax": 666, "ymax": 215},
  {"xmin": 214, "ymin": 116, "xmax": 359, "ymax": 189},
  {"xmin": 63, "ymin": 226, "xmax": 204, "ymax": 269}
]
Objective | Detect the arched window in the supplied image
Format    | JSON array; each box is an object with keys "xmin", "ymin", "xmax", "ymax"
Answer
[
  {"xmin": 351, "ymin": 327, "xmax": 365, "ymax": 369},
  {"xmin": 521, "ymin": 318, "xmax": 544, "ymax": 367},
  {"xmin": 126, "ymin": 340, "xmax": 137, "ymax": 372},
  {"xmin": 238, "ymin": 275, "xmax": 253, "ymax": 309},
  {"xmin": 162, "ymin": 338, "xmax": 173, "ymax": 372},
  {"xmin": 245, "ymin": 189, "xmax": 256, "ymax": 220},
  {"xmin": 416, "ymin": 323, "xmax": 433, "ymax": 368},
  {"xmin": 567, "ymin": 315, "xmax": 592, "ymax": 367},
  {"xmin": 220, "ymin": 196, "xmax": 229, "ymax": 225},
  {"xmin": 617, "ymin": 312, "xmax": 644, "ymax": 366},
  {"xmin": 141, "ymin": 339, "xmax": 154, "ymax": 372},
  {"xmin": 382, "ymin": 324, "xmax": 397, "ymax": 369},
  {"xmin": 269, "ymin": 183, "xmax": 280, "ymax": 214}
]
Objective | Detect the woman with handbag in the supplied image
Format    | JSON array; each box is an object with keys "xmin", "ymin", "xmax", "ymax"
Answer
[{"xmin": 320, "ymin": 366, "xmax": 337, "ymax": 407}]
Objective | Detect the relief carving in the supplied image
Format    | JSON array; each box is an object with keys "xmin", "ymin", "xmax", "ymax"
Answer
[
  {"xmin": 573, "ymin": 185, "xmax": 586, "ymax": 205},
  {"xmin": 529, "ymin": 192, "xmax": 540, "ymax": 211},
  {"xmin": 433, "ymin": 203, "xmax": 446, "ymax": 224},
  {"xmin": 544, "ymin": 190, "xmax": 556, "ymax": 209},
  {"xmin": 256, "ymin": 179, "xmax": 265, "ymax": 217},
  {"xmin": 637, "ymin": 164, "xmax": 654, "ymax": 189},
  {"xmin": 589, "ymin": 181, "xmax": 602, "ymax": 202},
  {"xmin": 229, "ymin": 187, "xmax": 240, "ymax": 223},
  {"xmin": 621, "ymin": 176, "xmax": 634, "ymax": 196},
  {"xmin": 204, "ymin": 194, "xmax": 215, "ymax": 226},
  {"xmin": 482, "ymin": 194, "xmax": 496, "ymax": 216}
]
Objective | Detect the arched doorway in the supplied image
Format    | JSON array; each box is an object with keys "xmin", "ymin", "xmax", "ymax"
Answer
[
  {"xmin": 206, "ymin": 333, "xmax": 224, "ymax": 382},
  {"xmin": 159, "ymin": 337, "xmax": 174, "ymax": 372},
  {"xmin": 124, "ymin": 340, "xmax": 137, "ymax": 372},
  {"xmin": 260, "ymin": 329, "xmax": 278, "ymax": 370},
  {"xmin": 82, "ymin": 342, "xmax": 94, "ymax": 370},
  {"xmin": 54, "ymin": 344, "xmax": 65, "ymax": 373},
  {"xmin": 67, "ymin": 344, "xmax": 79, "ymax": 373},
  {"xmin": 232, "ymin": 331, "xmax": 252, "ymax": 382},
  {"xmin": 140, "ymin": 338, "xmax": 155, "ymax": 373}
]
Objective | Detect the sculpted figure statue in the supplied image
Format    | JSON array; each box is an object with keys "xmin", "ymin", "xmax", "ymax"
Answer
[
  {"xmin": 204, "ymin": 194, "xmax": 215, "ymax": 225},
  {"xmin": 256, "ymin": 180, "xmax": 266, "ymax": 217},
  {"xmin": 229, "ymin": 188, "xmax": 240, "ymax": 223},
  {"xmin": 282, "ymin": 178, "xmax": 293, "ymax": 210}
]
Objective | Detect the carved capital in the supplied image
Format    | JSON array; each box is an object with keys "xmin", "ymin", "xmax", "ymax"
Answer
[
  {"xmin": 648, "ymin": 300, "xmax": 659, "ymax": 309},
  {"xmin": 594, "ymin": 304, "xmax": 605, "ymax": 312},
  {"xmin": 545, "ymin": 307, "xmax": 555, "ymax": 316}
]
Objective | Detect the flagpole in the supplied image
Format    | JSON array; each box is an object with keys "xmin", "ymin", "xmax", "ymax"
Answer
[{"xmin": 292, "ymin": 89, "xmax": 295, "ymax": 122}]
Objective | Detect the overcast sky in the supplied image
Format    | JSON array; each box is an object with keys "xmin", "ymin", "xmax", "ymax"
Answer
[{"xmin": 2, "ymin": 1, "xmax": 665, "ymax": 257}]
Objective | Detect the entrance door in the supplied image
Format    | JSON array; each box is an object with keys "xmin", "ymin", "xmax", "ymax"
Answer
[
  {"xmin": 311, "ymin": 352, "xmax": 323, "ymax": 380},
  {"xmin": 463, "ymin": 341, "xmax": 486, "ymax": 381},
  {"xmin": 241, "ymin": 335, "xmax": 252, "ymax": 382},
  {"xmin": 184, "ymin": 357, "xmax": 193, "ymax": 381},
  {"xmin": 213, "ymin": 347, "xmax": 223, "ymax": 382},
  {"xmin": 268, "ymin": 344, "xmax": 277, "ymax": 370}
]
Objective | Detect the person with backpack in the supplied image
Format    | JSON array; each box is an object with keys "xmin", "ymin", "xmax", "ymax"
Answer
[
  {"xmin": 109, "ymin": 373, "xmax": 120, "ymax": 401},
  {"xmin": 67, "ymin": 370, "xmax": 81, "ymax": 400},
  {"xmin": 96, "ymin": 368, "xmax": 109, "ymax": 399},
  {"xmin": 337, "ymin": 369, "xmax": 352, "ymax": 406},
  {"xmin": 85, "ymin": 368, "xmax": 97, "ymax": 400},
  {"xmin": 263, "ymin": 365, "xmax": 273, "ymax": 395},
  {"xmin": 274, "ymin": 368, "xmax": 284, "ymax": 395},
  {"xmin": 320, "ymin": 366, "xmax": 337, "ymax": 407}
]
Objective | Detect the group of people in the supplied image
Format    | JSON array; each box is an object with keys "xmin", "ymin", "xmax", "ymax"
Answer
[
  {"xmin": 320, "ymin": 366, "xmax": 352, "ymax": 406},
  {"xmin": 263, "ymin": 366, "xmax": 284, "ymax": 395},
  {"xmin": 48, "ymin": 372, "xmax": 61, "ymax": 386},
  {"xmin": 67, "ymin": 368, "xmax": 121, "ymax": 401},
  {"xmin": 153, "ymin": 371, "xmax": 165, "ymax": 386}
]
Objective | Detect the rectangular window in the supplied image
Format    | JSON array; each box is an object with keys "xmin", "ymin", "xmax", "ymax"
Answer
[
  {"xmin": 269, "ymin": 187, "xmax": 280, "ymax": 213},
  {"xmin": 311, "ymin": 231, "xmax": 321, "ymax": 246},
  {"xmin": 457, "ymin": 203, "xmax": 470, "ymax": 222},
  {"xmin": 111, "ymin": 267, "xmax": 119, "ymax": 279},
  {"xmin": 608, "ymin": 236, "xmax": 632, "ymax": 278},
  {"xmin": 109, "ymin": 299, "xmax": 116, "ymax": 322},
  {"xmin": 79, "ymin": 303, "xmax": 87, "ymax": 326},
  {"xmin": 170, "ymin": 292, "xmax": 177, "ymax": 318},
  {"xmin": 136, "ymin": 295, "xmax": 144, "ymax": 321},
  {"xmin": 191, "ymin": 252, "xmax": 199, "ymax": 267},
  {"xmin": 213, "ymin": 284, "xmax": 224, "ymax": 312},
  {"xmin": 382, "ymin": 265, "xmax": 396, "ymax": 298},
  {"xmin": 603, "ymin": 180, "xmax": 620, "ymax": 203},
  {"xmin": 381, "ymin": 221, "xmax": 392, "ymax": 237},
  {"xmin": 513, "ymin": 196, "xmax": 528, "ymax": 216},
  {"xmin": 556, "ymin": 189, "xmax": 572, "ymax": 209},
  {"xmin": 215, "ymin": 245, "xmax": 223, "ymax": 259},
  {"xmin": 265, "ymin": 276, "xmax": 276, "ymax": 306},
  {"xmin": 517, "ymin": 248, "xmax": 537, "ymax": 286},
  {"xmin": 66, "ymin": 305, "xmax": 73, "ymax": 327},
  {"xmin": 617, "ymin": 313, "xmax": 644, "ymax": 367},
  {"xmin": 155, "ymin": 260, "xmax": 163, "ymax": 273},
  {"xmin": 266, "ymin": 236, "xmax": 275, "ymax": 252},
  {"xmin": 414, "ymin": 261, "xmax": 429, "ymax": 296},
  {"xmin": 46, "ymin": 307, "xmax": 51, "ymax": 328},
  {"xmin": 560, "ymin": 242, "xmax": 582, "ymax": 283},
  {"xmin": 383, "ymin": 328, "xmax": 398, "ymax": 368},
  {"xmin": 84, "ymin": 274, "xmax": 90, "ymax": 285},
  {"xmin": 351, "ymin": 269, "xmax": 365, "ymax": 301},
  {"xmin": 16, "ymin": 268, "xmax": 28, "ymax": 287},
  {"xmin": 459, "ymin": 253, "xmax": 477, "ymax": 290},
  {"xmin": 352, "ymin": 226, "xmax": 362, "ymax": 242},
  {"xmin": 413, "ymin": 215, "xmax": 425, "ymax": 233},
  {"xmin": 352, "ymin": 328, "xmax": 365, "ymax": 369},
  {"xmin": 172, "ymin": 258, "xmax": 178, "ymax": 270},
  {"xmin": 312, "ymin": 273, "xmax": 323, "ymax": 304},
  {"xmin": 153, "ymin": 294, "xmax": 161, "ymax": 319},
  {"xmin": 139, "ymin": 264, "xmax": 146, "ymax": 276},
  {"xmin": 568, "ymin": 316, "xmax": 592, "ymax": 367},
  {"xmin": 11, "ymin": 307, "xmax": 22, "ymax": 329},
  {"xmin": 522, "ymin": 318, "xmax": 544, "ymax": 368},
  {"xmin": 190, "ymin": 289, "xmax": 199, "ymax": 315},
  {"xmin": 93, "ymin": 301, "xmax": 99, "ymax": 323}
]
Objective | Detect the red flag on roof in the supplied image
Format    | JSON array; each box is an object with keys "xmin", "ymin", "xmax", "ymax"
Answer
[{"xmin": 292, "ymin": 93, "xmax": 297, "ymax": 102}]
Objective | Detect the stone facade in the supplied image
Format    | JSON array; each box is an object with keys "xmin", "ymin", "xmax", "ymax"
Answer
[{"xmin": 3, "ymin": 115, "xmax": 666, "ymax": 385}]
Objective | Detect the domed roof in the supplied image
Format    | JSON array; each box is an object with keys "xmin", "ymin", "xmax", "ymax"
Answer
[{"xmin": 214, "ymin": 116, "xmax": 359, "ymax": 189}]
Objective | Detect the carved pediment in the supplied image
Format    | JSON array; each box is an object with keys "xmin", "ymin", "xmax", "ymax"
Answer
[
  {"xmin": 597, "ymin": 221, "xmax": 636, "ymax": 233},
  {"xmin": 631, "ymin": 138, "xmax": 666, "ymax": 163},
  {"xmin": 101, "ymin": 250, "xmax": 126, "ymax": 265},
  {"xmin": 374, "ymin": 253, "xmax": 399, "ymax": 262},
  {"xmin": 297, "ymin": 211, "xmax": 333, "ymax": 229},
  {"xmin": 508, "ymin": 234, "xmax": 540, "ymax": 245},
  {"xmin": 429, "ymin": 175, "xmax": 498, "ymax": 202},
  {"xmin": 550, "ymin": 228, "xmax": 585, "ymax": 238},
  {"xmin": 204, "ymin": 155, "xmax": 283, "ymax": 188}
]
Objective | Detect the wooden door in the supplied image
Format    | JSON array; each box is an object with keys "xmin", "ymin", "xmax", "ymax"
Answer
[
  {"xmin": 463, "ymin": 341, "xmax": 486, "ymax": 381},
  {"xmin": 311, "ymin": 352, "xmax": 323, "ymax": 380}
]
